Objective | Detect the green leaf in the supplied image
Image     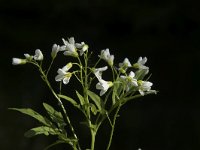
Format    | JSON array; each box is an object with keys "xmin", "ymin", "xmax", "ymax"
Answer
[
  {"xmin": 135, "ymin": 69, "xmax": 148, "ymax": 80},
  {"xmin": 58, "ymin": 94, "xmax": 79, "ymax": 108},
  {"xmin": 87, "ymin": 90, "xmax": 103, "ymax": 112},
  {"xmin": 112, "ymin": 82, "xmax": 120, "ymax": 105},
  {"xmin": 76, "ymin": 91, "xmax": 85, "ymax": 106},
  {"xmin": 122, "ymin": 94, "xmax": 142, "ymax": 104},
  {"xmin": 24, "ymin": 126, "xmax": 59, "ymax": 138},
  {"xmin": 43, "ymin": 103, "xmax": 66, "ymax": 129},
  {"xmin": 9, "ymin": 108, "xmax": 52, "ymax": 126},
  {"xmin": 112, "ymin": 90, "xmax": 116, "ymax": 105},
  {"xmin": 90, "ymin": 103, "xmax": 98, "ymax": 115}
]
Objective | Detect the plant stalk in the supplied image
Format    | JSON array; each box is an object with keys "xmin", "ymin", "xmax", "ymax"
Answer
[
  {"xmin": 90, "ymin": 129, "xmax": 96, "ymax": 150},
  {"xmin": 106, "ymin": 104, "xmax": 121, "ymax": 150},
  {"xmin": 36, "ymin": 64, "xmax": 81, "ymax": 150}
]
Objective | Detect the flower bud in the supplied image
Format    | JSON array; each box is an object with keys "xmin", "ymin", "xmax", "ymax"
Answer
[
  {"xmin": 51, "ymin": 44, "xmax": 60, "ymax": 59},
  {"xmin": 12, "ymin": 58, "xmax": 26, "ymax": 65}
]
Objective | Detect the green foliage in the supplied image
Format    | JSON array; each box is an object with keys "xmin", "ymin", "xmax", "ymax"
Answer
[
  {"xmin": 58, "ymin": 94, "xmax": 80, "ymax": 108},
  {"xmin": 24, "ymin": 126, "xmax": 59, "ymax": 137},
  {"xmin": 11, "ymin": 38, "xmax": 156, "ymax": 150},
  {"xmin": 43, "ymin": 103, "xmax": 66, "ymax": 129},
  {"xmin": 76, "ymin": 90, "xmax": 85, "ymax": 106},
  {"xmin": 88, "ymin": 90, "xmax": 104, "ymax": 114},
  {"xmin": 9, "ymin": 108, "xmax": 52, "ymax": 126}
]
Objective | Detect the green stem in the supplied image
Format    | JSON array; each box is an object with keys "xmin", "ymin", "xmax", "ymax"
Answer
[
  {"xmin": 35, "ymin": 63, "xmax": 81, "ymax": 150},
  {"xmin": 106, "ymin": 104, "xmax": 121, "ymax": 150},
  {"xmin": 46, "ymin": 58, "xmax": 54, "ymax": 76},
  {"xmin": 90, "ymin": 129, "xmax": 96, "ymax": 150}
]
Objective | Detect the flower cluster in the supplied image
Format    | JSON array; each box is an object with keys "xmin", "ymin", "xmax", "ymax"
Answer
[
  {"xmin": 12, "ymin": 37, "xmax": 156, "ymax": 97},
  {"xmin": 12, "ymin": 37, "xmax": 157, "ymax": 150}
]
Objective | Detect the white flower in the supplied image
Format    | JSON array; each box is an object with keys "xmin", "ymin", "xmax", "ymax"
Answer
[
  {"xmin": 94, "ymin": 66, "xmax": 108, "ymax": 80},
  {"xmin": 119, "ymin": 58, "xmax": 131, "ymax": 68},
  {"xmin": 96, "ymin": 79, "xmax": 113, "ymax": 96},
  {"xmin": 24, "ymin": 53, "xmax": 33, "ymax": 61},
  {"xmin": 133, "ymin": 57, "xmax": 149, "ymax": 70},
  {"xmin": 55, "ymin": 63, "xmax": 73, "ymax": 84},
  {"xmin": 99, "ymin": 48, "xmax": 114, "ymax": 66},
  {"xmin": 120, "ymin": 71, "xmax": 138, "ymax": 91},
  {"xmin": 33, "ymin": 49, "xmax": 43, "ymax": 61},
  {"xmin": 12, "ymin": 58, "xmax": 27, "ymax": 65},
  {"xmin": 138, "ymin": 80, "xmax": 153, "ymax": 96},
  {"xmin": 75, "ymin": 42, "xmax": 89, "ymax": 56},
  {"xmin": 61, "ymin": 37, "xmax": 78, "ymax": 57},
  {"xmin": 51, "ymin": 44, "xmax": 60, "ymax": 58}
]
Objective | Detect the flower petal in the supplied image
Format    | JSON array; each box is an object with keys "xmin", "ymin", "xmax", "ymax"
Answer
[
  {"xmin": 63, "ymin": 77, "xmax": 70, "ymax": 84},
  {"xmin": 55, "ymin": 74, "xmax": 64, "ymax": 81},
  {"xmin": 34, "ymin": 49, "xmax": 43, "ymax": 61}
]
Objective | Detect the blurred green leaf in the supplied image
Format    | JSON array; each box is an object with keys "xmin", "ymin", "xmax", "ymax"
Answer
[
  {"xmin": 112, "ymin": 81, "xmax": 121, "ymax": 105},
  {"xmin": 90, "ymin": 103, "xmax": 98, "ymax": 115},
  {"xmin": 58, "ymin": 94, "xmax": 80, "ymax": 108},
  {"xmin": 88, "ymin": 90, "xmax": 103, "ymax": 113},
  {"xmin": 43, "ymin": 103, "xmax": 66, "ymax": 129},
  {"xmin": 76, "ymin": 91, "xmax": 85, "ymax": 106},
  {"xmin": 24, "ymin": 126, "xmax": 59, "ymax": 138},
  {"xmin": 9, "ymin": 108, "xmax": 52, "ymax": 126},
  {"xmin": 135, "ymin": 69, "xmax": 148, "ymax": 80}
]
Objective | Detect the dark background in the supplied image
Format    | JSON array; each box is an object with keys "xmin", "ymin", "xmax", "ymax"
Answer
[{"xmin": 1, "ymin": 0, "xmax": 200, "ymax": 150}]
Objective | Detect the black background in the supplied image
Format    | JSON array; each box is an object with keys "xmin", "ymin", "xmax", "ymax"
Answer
[{"xmin": 1, "ymin": 0, "xmax": 200, "ymax": 150}]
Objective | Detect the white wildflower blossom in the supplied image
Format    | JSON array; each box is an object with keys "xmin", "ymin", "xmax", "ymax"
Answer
[
  {"xmin": 51, "ymin": 44, "xmax": 60, "ymax": 59},
  {"xmin": 120, "ymin": 71, "xmax": 138, "ymax": 91},
  {"xmin": 33, "ymin": 49, "xmax": 43, "ymax": 61},
  {"xmin": 119, "ymin": 58, "xmax": 131, "ymax": 68},
  {"xmin": 96, "ymin": 79, "xmax": 113, "ymax": 96},
  {"xmin": 133, "ymin": 57, "xmax": 149, "ymax": 70},
  {"xmin": 99, "ymin": 48, "xmax": 114, "ymax": 66},
  {"xmin": 60, "ymin": 37, "xmax": 78, "ymax": 57},
  {"xmin": 138, "ymin": 80, "xmax": 153, "ymax": 96},
  {"xmin": 12, "ymin": 58, "xmax": 27, "ymax": 65},
  {"xmin": 24, "ymin": 53, "xmax": 33, "ymax": 61},
  {"xmin": 94, "ymin": 66, "xmax": 108, "ymax": 80},
  {"xmin": 75, "ymin": 42, "xmax": 89, "ymax": 56},
  {"xmin": 55, "ymin": 63, "xmax": 73, "ymax": 84}
]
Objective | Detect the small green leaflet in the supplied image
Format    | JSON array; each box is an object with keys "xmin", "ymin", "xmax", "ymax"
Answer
[
  {"xmin": 90, "ymin": 103, "xmax": 98, "ymax": 115},
  {"xmin": 24, "ymin": 126, "xmax": 59, "ymax": 138},
  {"xmin": 112, "ymin": 81, "xmax": 121, "ymax": 105},
  {"xmin": 135, "ymin": 69, "xmax": 148, "ymax": 80},
  {"xmin": 43, "ymin": 103, "xmax": 66, "ymax": 129},
  {"xmin": 58, "ymin": 94, "xmax": 80, "ymax": 108},
  {"xmin": 76, "ymin": 91, "xmax": 85, "ymax": 106},
  {"xmin": 9, "ymin": 108, "xmax": 52, "ymax": 126},
  {"xmin": 87, "ymin": 90, "xmax": 103, "ymax": 113}
]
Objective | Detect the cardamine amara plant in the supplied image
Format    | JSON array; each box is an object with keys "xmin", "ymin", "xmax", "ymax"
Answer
[{"xmin": 11, "ymin": 37, "xmax": 157, "ymax": 150}]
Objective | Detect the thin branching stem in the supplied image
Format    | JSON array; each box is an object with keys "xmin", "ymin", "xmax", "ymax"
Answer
[
  {"xmin": 46, "ymin": 58, "xmax": 54, "ymax": 76},
  {"xmin": 32, "ymin": 62, "xmax": 81, "ymax": 150},
  {"xmin": 106, "ymin": 103, "xmax": 121, "ymax": 150}
]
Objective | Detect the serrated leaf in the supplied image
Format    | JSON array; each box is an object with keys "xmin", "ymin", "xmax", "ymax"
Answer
[
  {"xmin": 58, "ymin": 94, "xmax": 79, "ymax": 108},
  {"xmin": 24, "ymin": 126, "xmax": 59, "ymax": 138},
  {"xmin": 76, "ymin": 91, "xmax": 85, "ymax": 106},
  {"xmin": 88, "ymin": 90, "xmax": 102, "ymax": 112},
  {"xmin": 43, "ymin": 103, "xmax": 66, "ymax": 129},
  {"xmin": 9, "ymin": 108, "xmax": 52, "ymax": 126}
]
